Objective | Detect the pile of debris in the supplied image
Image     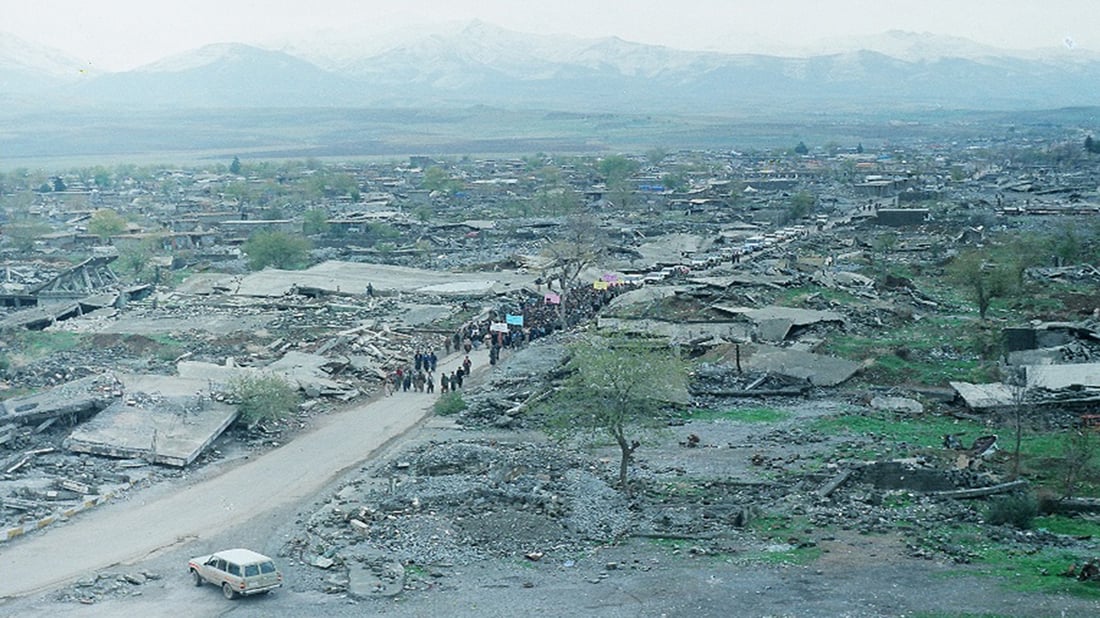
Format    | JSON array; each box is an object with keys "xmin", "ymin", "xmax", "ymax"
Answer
[
  {"xmin": 52, "ymin": 569, "xmax": 162, "ymax": 605},
  {"xmin": 282, "ymin": 438, "xmax": 630, "ymax": 598}
]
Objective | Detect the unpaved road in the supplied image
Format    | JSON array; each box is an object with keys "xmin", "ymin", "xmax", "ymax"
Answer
[{"xmin": 0, "ymin": 347, "xmax": 487, "ymax": 600}]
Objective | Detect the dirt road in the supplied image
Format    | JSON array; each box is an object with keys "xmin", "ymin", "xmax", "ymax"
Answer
[{"xmin": 0, "ymin": 348, "xmax": 486, "ymax": 600}]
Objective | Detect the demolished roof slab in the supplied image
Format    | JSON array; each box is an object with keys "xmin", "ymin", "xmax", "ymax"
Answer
[
  {"xmin": 597, "ymin": 316, "xmax": 752, "ymax": 345},
  {"xmin": 950, "ymin": 382, "xmax": 1016, "ymax": 410},
  {"xmin": 64, "ymin": 391, "xmax": 237, "ymax": 467},
  {"xmin": 232, "ymin": 260, "xmax": 531, "ymax": 298},
  {"xmin": 691, "ymin": 274, "xmax": 797, "ymax": 288},
  {"xmin": 1, "ymin": 374, "xmax": 121, "ymax": 425},
  {"xmin": 1027, "ymin": 363, "xmax": 1100, "ymax": 390},
  {"xmin": 711, "ymin": 305, "xmax": 846, "ymax": 327},
  {"xmin": 713, "ymin": 343, "xmax": 860, "ymax": 387}
]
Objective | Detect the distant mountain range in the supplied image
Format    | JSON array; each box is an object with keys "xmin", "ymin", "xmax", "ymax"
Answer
[{"xmin": 2, "ymin": 21, "xmax": 1099, "ymax": 115}]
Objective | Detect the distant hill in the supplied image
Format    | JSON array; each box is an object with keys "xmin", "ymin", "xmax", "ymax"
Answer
[{"xmin": 3, "ymin": 21, "xmax": 1099, "ymax": 115}]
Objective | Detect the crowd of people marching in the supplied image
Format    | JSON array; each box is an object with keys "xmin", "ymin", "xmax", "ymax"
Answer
[{"xmin": 383, "ymin": 279, "xmax": 635, "ymax": 396}]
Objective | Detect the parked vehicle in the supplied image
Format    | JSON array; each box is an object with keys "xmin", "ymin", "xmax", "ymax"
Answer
[{"xmin": 189, "ymin": 548, "xmax": 282, "ymax": 599}]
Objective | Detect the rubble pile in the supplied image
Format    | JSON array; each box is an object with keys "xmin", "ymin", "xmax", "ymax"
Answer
[
  {"xmin": 444, "ymin": 337, "xmax": 571, "ymax": 428},
  {"xmin": 52, "ymin": 569, "xmax": 163, "ymax": 605},
  {"xmin": 282, "ymin": 439, "xmax": 633, "ymax": 596}
]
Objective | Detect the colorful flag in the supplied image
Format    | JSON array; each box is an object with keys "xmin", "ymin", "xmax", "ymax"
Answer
[
  {"xmin": 544, "ymin": 292, "xmax": 561, "ymax": 304},
  {"xmin": 593, "ymin": 280, "xmax": 609, "ymax": 290},
  {"xmin": 505, "ymin": 314, "xmax": 524, "ymax": 326}
]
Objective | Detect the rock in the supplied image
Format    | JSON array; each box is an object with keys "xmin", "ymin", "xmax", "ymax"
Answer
[
  {"xmin": 122, "ymin": 573, "xmax": 146, "ymax": 585},
  {"xmin": 311, "ymin": 556, "xmax": 336, "ymax": 569},
  {"xmin": 869, "ymin": 395, "xmax": 923, "ymax": 415}
]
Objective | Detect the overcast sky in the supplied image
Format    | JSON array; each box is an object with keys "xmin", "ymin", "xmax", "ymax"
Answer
[{"xmin": 7, "ymin": 0, "xmax": 1098, "ymax": 70}]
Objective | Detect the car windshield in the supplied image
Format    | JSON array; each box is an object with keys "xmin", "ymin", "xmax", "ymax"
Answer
[
  {"xmin": 244, "ymin": 564, "xmax": 259, "ymax": 577},
  {"xmin": 259, "ymin": 561, "xmax": 276, "ymax": 574}
]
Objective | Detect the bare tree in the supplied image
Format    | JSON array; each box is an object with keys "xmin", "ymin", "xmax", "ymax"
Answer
[{"xmin": 541, "ymin": 216, "xmax": 605, "ymax": 331}]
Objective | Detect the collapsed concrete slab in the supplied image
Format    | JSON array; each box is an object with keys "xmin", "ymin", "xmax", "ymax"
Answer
[
  {"xmin": 712, "ymin": 305, "xmax": 846, "ymax": 343},
  {"xmin": 596, "ymin": 316, "xmax": 752, "ymax": 345},
  {"xmin": 726, "ymin": 344, "xmax": 860, "ymax": 387},
  {"xmin": 1027, "ymin": 363, "xmax": 1100, "ymax": 390},
  {"xmin": 692, "ymin": 274, "xmax": 797, "ymax": 289},
  {"xmin": 231, "ymin": 260, "xmax": 531, "ymax": 298},
  {"xmin": 948, "ymin": 382, "xmax": 1016, "ymax": 411},
  {"xmin": 605, "ymin": 285, "xmax": 683, "ymax": 310},
  {"xmin": 0, "ymin": 302, "xmax": 82, "ymax": 330},
  {"xmin": 0, "ymin": 375, "xmax": 121, "ymax": 425},
  {"xmin": 64, "ymin": 392, "xmax": 237, "ymax": 467},
  {"xmin": 952, "ymin": 364, "xmax": 1100, "ymax": 412},
  {"xmin": 177, "ymin": 355, "xmax": 353, "ymax": 399}
]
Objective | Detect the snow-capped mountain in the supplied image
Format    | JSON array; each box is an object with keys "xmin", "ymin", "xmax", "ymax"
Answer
[
  {"xmin": 0, "ymin": 30, "xmax": 96, "ymax": 95},
  {"xmin": 4, "ymin": 21, "xmax": 1100, "ymax": 113}
]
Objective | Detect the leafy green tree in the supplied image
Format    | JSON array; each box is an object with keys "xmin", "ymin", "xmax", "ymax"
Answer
[
  {"xmin": 787, "ymin": 191, "xmax": 815, "ymax": 220},
  {"xmin": 116, "ymin": 234, "xmax": 165, "ymax": 283},
  {"xmin": 422, "ymin": 166, "xmax": 462, "ymax": 194},
  {"xmin": 794, "ymin": 141, "xmax": 809, "ymax": 155},
  {"xmin": 228, "ymin": 373, "xmax": 299, "ymax": 430},
  {"xmin": 598, "ymin": 155, "xmax": 639, "ymax": 209},
  {"xmin": 302, "ymin": 209, "xmax": 329, "ymax": 235},
  {"xmin": 948, "ymin": 248, "xmax": 1014, "ymax": 319},
  {"xmin": 533, "ymin": 186, "xmax": 579, "ymax": 215},
  {"xmin": 87, "ymin": 209, "xmax": 128, "ymax": 239},
  {"xmin": 243, "ymin": 230, "xmax": 311, "ymax": 270},
  {"xmin": 598, "ymin": 155, "xmax": 638, "ymax": 182},
  {"xmin": 91, "ymin": 168, "xmax": 112, "ymax": 188},
  {"xmin": 2, "ymin": 221, "xmax": 50, "ymax": 252},
  {"xmin": 661, "ymin": 172, "xmax": 687, "ymax": 193},
  {"xmin": 645, "ymin": 148, "xmax": 668, "ymax": 165},
  {"xmin": 229, "ymin": 156, "xmax": 242, "ymax": 175},
  {"xmin": 543, "ymin": 335, "xmax": 689, "ymax": 494}
]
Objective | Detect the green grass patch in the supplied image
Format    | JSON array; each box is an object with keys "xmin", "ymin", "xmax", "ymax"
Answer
[
  {"xmin": 917, "ymin": 522, "xmax": 1100, "ymax": 599},
  {"xmin": 819, "ymin": 314, "xmax": 1004, "ymax": 387},
  {"xmin": 11, "ymin": 331, "xmax": 84, "ymax": 361},
  {"xmin": 644, "ymin": 537, "xmax": 732, "ymax": 561},
  {"xmin": 1033, "ymin": 515, "xmax": 1100, "ymax": 538},
  {"xmin": 809, "ymin": 410, "xmax": 987, "ymax": 451},
  {"xmin": 147, "ymin": 334, "xmax": 187, "ymax": 361},
  {"xmin": 688, "ymin": 406, "xmax": 790, "ymax": 423},
  {"xmin": 434, "ymin": 392, "xmax": 467, "ymax": 416},
  {"xmin": 776, "ymin": 285, "xmax": 867, "ymax": 307}
]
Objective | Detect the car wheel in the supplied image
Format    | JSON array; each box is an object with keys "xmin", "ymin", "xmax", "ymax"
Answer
[
  {"xmin": 191, "ymin": 570, "xmax": 203, "ymax": 587},
  {"xmin": 222, "ymin": 583, "xmax": 237, "ymax": 600}
]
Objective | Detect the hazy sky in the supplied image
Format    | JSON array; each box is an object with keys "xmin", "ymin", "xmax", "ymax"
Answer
[{"xmin": 7, "ymin": 0, "xmax": 1099, "ymax": 70}]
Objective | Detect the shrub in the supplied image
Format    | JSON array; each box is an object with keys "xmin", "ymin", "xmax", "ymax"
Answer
[
  {"xmin": 228, "ymin": 374, "xmax": 300, "ymax": 429},
  {"xmin": 434, "ymin": 392, "xmax": 467, "ymax": 416},
  {"xmin": 985, "ymin": 493, "xmax": 1038, "ymax": 529}
]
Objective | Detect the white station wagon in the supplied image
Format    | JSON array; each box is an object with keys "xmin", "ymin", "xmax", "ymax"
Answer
[{"xmin": 188, "ymin": 548, "xmax": 283, "ymax": 599}]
